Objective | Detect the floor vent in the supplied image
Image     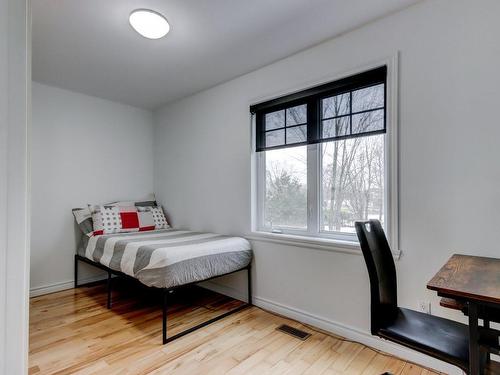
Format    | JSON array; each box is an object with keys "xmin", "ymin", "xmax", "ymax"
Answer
[{"xmin": 276, "ymin": 324, "xmax": 311, "ymax": 340}]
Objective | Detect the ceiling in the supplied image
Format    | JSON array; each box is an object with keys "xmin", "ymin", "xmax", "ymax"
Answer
[{"xmin": 32, "ymin": 0, "xmax": 420, "ymax": 109}]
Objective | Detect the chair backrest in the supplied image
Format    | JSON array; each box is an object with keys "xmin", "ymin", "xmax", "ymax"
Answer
[{"xmin": 355, "ymin": 220, "xmax": 398, "ymax": 334}]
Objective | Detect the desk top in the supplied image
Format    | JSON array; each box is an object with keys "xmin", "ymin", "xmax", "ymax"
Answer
[{"xmin": 427, "ymin": 254, "xmax": 500, "ymax": 305}]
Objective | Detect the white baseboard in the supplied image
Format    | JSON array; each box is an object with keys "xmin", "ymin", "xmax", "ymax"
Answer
[
  {"xmin": 202, "ymin": 281, "xmax": 464, "ymax": 375},
  {"xmin": 30, "ymin": 275, "xmax": 107, "ymax": 297}
]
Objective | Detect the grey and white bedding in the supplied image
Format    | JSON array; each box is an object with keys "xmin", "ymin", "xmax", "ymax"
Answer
[{"xmin": 82, "ymin": 229, "xmax": 252, "ymax": 289}]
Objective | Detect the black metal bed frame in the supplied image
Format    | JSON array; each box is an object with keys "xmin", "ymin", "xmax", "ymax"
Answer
[{"xmin": 74, "ymin": 254, "xmax": 252, "ymax": 344}]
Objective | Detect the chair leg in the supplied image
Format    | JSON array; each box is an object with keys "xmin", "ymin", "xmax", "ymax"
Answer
[{"xmin": 106, "ymin": 271, "xmax": 112, "ymax": 309}]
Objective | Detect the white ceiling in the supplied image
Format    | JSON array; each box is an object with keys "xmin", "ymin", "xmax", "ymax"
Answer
[{"xmin": 32, "ymin": 0, "xmax": 420, "ymax": 109}]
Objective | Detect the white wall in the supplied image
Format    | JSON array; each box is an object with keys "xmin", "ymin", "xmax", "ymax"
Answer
[
  {"xmin": 1, "ymin": 0, "xmax": 30, "ymax": 373},
  {"xmin": 0, "ymin": 1, "xmax": 7, "ymax": 368},
  {"xmin": 154, "ymin": 0, "xmax": 500, "ymax": 371},
  {"xmin": 30, "ymin": 82, "xmax": 154, "ymax": 293}
]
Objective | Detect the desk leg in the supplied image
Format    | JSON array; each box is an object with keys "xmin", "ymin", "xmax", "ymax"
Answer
[
  {"xmin": 483, "ymin": 319, "xmax": 490, "ymax": 363},
  {"xmin": 468, "ymin": 302, "xmax": 480, "ymax": 375}
]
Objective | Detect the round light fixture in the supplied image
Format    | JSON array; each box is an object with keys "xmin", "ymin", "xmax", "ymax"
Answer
[{"xmin": 129, "ymin": 9, "xmax": 170, "ymax": 40}]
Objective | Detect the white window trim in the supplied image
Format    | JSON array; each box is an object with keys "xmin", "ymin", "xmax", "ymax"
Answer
[{"xmin": 250, "ymin": 53, "xmax": 400, "ymax": 258}]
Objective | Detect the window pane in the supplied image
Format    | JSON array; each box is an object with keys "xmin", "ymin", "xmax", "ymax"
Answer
[
  {"xmin": 286, "ymin": 104, "xmax": 307, "ymax": 125},
  {"xmin": 265, "ymin": 110, "xmax": 285, "ymax": 130},
  {"xmin": 286, "ymin": 125, "xmax": 307, "ymax": 144},
  {"xmin": 265, "ymin": 129, "xmax": 285, "ymax": 148},
  {"xmin": 265, "ymin": 146, "xmax": 307, "ymax": 230},
  {"xmin": 321, "ymin": 134, "xmax": 384, "ymax": 234},
  {"xmin": 322, "ymin": 117, "xmax": 350, "ymax": 138},
  {"xmin": 352, "ymin": 109, "xmax": 384, "ymax": 134},
  {"xmin": 352, "ymin": 84, "xmax": 384, "ymax": 113},
  {"xmin": 322, "ymin": 93, "xmax": 350, "ymax": 119}
]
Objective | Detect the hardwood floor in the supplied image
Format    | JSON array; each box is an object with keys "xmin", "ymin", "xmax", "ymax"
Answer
[{"xmin": 29, "ymin": 281, "xmax": 440, "ymax": 375}]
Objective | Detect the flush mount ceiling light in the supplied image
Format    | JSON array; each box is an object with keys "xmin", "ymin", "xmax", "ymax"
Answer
[{"xmin": 129, "ymin": 9, "xmax": 170, "ymax": 40}]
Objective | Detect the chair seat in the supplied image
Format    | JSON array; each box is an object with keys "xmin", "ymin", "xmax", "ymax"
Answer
[{"xmin": 378, "ymin": 308, "xmax": 469, "ymax": 370}]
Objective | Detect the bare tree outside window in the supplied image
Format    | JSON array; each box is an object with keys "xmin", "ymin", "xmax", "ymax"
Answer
[
  {"xmin": 321, "ymin": 84, "xmax": 385, "ymax": 233},
  {"xmin": 321, "ymin": 135, "xmax": 384, "ymax": 233}
]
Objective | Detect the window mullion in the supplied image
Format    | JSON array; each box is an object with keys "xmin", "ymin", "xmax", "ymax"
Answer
[
  {"xmin": 306, "ymin": 98, "xmax": 319, "ymax": 236},
  {"xmin": 256, "ymin": 151, "xmax": 267, "ymax": 231},
  {"xmin": 307, "ymin": 143, "xmax": 318, "ymax": 235}
]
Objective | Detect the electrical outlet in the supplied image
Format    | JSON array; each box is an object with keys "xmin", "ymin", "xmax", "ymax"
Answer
[{"xmin": 418, "ymin": 301, "xmax": 431, "ymax": 314}]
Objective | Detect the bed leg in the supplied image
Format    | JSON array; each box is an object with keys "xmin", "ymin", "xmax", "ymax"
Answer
[
  {"xmin": 107, "ymin": 271, "xmax": 112, "ymax": 309},
  {"xmin": 247, "ymin": 265, "xmax": 252, "ymax": 305},
  {"xmin": 74, "ymin": 255, "xmax": 79, "ymax": 289},
  {"xmin": 163, "ymin": 289, "xmax": 168, "ymax": 344}
]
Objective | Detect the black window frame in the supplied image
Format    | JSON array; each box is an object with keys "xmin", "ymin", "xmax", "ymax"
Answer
[{"xmin": 251, "ymin": 66, "xmax": 387, "ymax": 152}]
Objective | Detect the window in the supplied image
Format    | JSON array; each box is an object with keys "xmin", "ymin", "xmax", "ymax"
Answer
[{"xmin": 252, "ymin": 66, "xmax": 392, "ymax": 243}]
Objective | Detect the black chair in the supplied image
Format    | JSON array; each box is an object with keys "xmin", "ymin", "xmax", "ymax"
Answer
[{"xmin": 355, "ymin": 220, "xmax": 471, "ymax": 373}]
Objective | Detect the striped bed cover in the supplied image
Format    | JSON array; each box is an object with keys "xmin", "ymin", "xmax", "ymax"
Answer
[{"xmin": 82, "ymin": 229, "xmax": 252, "ymax": 289}]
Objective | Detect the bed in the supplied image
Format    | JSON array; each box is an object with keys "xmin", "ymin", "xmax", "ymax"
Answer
[{"xmin": 75, "ymin": 228, "xmax": 253, "ymax": 344}]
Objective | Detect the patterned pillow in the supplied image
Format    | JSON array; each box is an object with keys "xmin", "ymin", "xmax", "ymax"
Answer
[
  {"xmin": 89, "ymin": 205, "xmax": 123, "ymax": 236},
  {"xmin": 139, "ymin": 206, "xmax": 169, "ymax": 229},
  {"xmin": 72, "ymin": 194, "xmax": 157, "ymax": 236},
  {"xmin": 89, "ymin": 205, "xmax": 159, "ymax": 236},
  {"xmin": 137, "ymin": 209, "xmax": 156, "ymax": 231},
  {"xmin": 120, "ymin": 205, "xmax": 156, "ymax": 232}
]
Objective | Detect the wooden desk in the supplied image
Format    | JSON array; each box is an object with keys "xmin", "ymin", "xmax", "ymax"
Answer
[{"xmin": 428, "ymin": 254, "xmax": 500, "ymax": 375}]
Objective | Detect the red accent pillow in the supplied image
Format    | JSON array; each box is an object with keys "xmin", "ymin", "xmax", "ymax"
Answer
[
  {"xmin": 120, "ymin": 211, "xmax": 140, "ymax": 229},
  {"xmin": 118, "ymin": 206, "xmax": 155, "ymax": 233}
]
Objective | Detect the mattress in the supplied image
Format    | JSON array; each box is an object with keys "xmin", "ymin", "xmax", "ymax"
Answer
[{"xmin": 83, "ymin": 229, "xmax": 252, "ymax": 288}]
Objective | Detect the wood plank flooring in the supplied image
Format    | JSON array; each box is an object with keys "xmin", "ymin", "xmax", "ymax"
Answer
[{"xmin": 29, "ymin": 281, "xmax": 441, "ymax": 375}]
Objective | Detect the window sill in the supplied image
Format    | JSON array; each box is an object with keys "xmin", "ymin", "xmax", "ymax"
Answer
[{"xmin": 246, "ymin": 231, "xmax": 401, "ymax": 259}]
